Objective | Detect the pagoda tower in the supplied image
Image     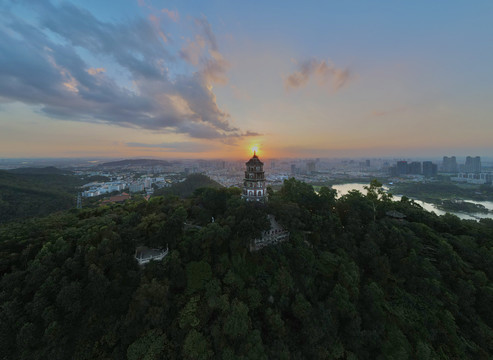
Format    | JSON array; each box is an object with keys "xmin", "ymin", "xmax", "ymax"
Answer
[{"xmin": 242, "ymin": 151, "xmax": 267, "ymax": 202}]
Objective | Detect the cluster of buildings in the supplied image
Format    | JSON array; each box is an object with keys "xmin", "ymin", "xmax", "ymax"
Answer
[
  {"xmin": 442, "ymin": 156, "xmax": 492, "ymax": 184},
  {"xmin": 442, "ymin": 156, "xmax": 482, "ymax": 173},
  {"xmin": 290, "ymin": 160, "xmax": 318, "ymax": 175},
  {"xmin": 81, "ymin": 180, "xmax": 127, "ymax": 197},
  {"xmin": 389, "ymin": 161, "xmax": 438, "ymax": 177},
  {"xmin": 386, "ymin": 156, "xmax": 491, "ymax": 184},
  {"xmin": 452, "ymin": 172, "xmax": 492, "ymax": 185},
  {"xmin": 81, "ymin": 176, "xmax": 172, "ymax": 197}
]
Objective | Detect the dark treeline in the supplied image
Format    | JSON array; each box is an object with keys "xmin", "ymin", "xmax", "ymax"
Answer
[
  {"xmin": 1, "ymin": 179, "xmax": 492, "ymax": 359},
  {"xmin": 391, "ymin": 182, "xmax": 493, "ymax": 202}
]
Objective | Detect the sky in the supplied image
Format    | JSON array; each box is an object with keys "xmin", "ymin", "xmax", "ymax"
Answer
[{"xmin": 1, "ymin": 0, "xmax": 492, "ymax": 160}]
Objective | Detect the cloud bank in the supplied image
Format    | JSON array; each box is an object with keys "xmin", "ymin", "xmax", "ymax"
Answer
[
  {"xmin": 0, "ymin": 0, "xmax": 254, "ymax": 140},
  {"xmin": 285, "ymin": 58, "xmax": 351, "ymax": 92},
  {"xmin": 126, "ymin": 141, "xmax": 217, "ymax": 152}
]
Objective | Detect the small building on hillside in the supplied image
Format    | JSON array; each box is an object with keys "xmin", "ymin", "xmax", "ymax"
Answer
[
  {"xmin": 134, "ymin": 246, "xmax": 169, "ymax": 266},
  {"xmin": 251, "ymin": 215, "xmax": 289, "ymax": 251},
  {"xmin": 386, "ymin": 210, "xmax": 406, "ymax": 220}
]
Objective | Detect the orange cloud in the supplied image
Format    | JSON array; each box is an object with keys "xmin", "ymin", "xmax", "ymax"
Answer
[
  {"xmin": 87, "ymin": 67, "xmax": 105, "ymax": 75},
  {"xmin": 162, "ymin": 8, "xmax": 179, "ymax": 22},
  {"xmin": 285, "ymin": 58, "xmax": 352, "ymax": 92}
]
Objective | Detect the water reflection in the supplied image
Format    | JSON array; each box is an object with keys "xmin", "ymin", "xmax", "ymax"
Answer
[{"xmin": 331, "ymin": 183, "xmax": 493, "ymax": 221}]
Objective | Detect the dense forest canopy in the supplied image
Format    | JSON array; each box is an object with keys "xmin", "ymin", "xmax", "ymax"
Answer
[{"xmin": 0, "ymin": 179, "xmax": 492, "ymax": 359}]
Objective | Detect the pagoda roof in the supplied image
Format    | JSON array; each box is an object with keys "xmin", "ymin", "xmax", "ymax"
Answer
[{"xmin": 246, "ymin": 152, "xmax": 264, "ymax": 166}]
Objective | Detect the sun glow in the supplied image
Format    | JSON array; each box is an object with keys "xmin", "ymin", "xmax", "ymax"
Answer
[{"xmin": 250, "ymin": 144, "xmax": 259, "ymax": 156}]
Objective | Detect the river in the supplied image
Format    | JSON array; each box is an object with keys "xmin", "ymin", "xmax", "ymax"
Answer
[{"xmin": 331, "ymin": 183, "xmax": 493, "ymax": 221}]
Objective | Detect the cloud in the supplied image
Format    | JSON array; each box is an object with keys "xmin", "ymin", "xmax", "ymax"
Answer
[
  {"xmin": 194, "ymin": 15, "xmax": 218, "ymax": 51},
  {"xmin": 162, "ymin": 9, "xmax": 179, "ymax": 22},
  {"xmin": 87, "ymin": 68, "xmax": 105, "ymax": 75},
  {"xmin": 202, "ymin": 50, "xmax": 230, "ymax": 85},
  {"xmin": 180, "ymin": 37, "xmax": 206, "ymax": 66},
  {"xmin": 0, "ymin": 1, "xmax": 248, "ymax": 139},
  {"xmin": 179, "ymin": 16, "xmax": 230, "ymax": 85},
  {"xmin": 285, "ymin": 58, "xmax": 351, "ymax": 92},
  {"xmin": 126, "ymin": 141, "xmax": 217, "ymax": 152}
]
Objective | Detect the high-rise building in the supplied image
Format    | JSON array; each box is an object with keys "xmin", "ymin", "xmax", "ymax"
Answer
[
  {"xmin": 442, "ymin": 156, "xmax": 458, "ymax": 173},
  {"xmin": 408, "ymin": 162, "xmax": 422, "ymax": 175},
  {"xmin": 465, "ymin": 156, "xmax": 481, "ymax": 173},
  {"xmin": 242, "ymin": 151, "xmax": 267, "ymax": 202},
  {"xmin": 396, "ymin": 161, "xmax": 408, "ymax": 176},
  {"xmin": 307, "ymin": 161, "xmax": 316, "ymax": 173},
  {"xmin": 422, "ymin": 161, "xmax": 437, "ymax": 177}
]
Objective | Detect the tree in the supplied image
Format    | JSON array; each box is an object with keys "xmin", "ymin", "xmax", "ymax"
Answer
[
  {"xmin": 182, "ymin": 329, "xmax": 213, "ymax": 360},
  {"xmin": 186, "ymin": 261, "xmax": 212, "ymax": 294},
  {"xmin": 364, "ymin": 179, "xmax": 392, "ymax": 221},
  {"xmin": 127, "ymin": 329, "xmax": 169, "ymax": 360},
  {"xmin": 222, "ymin": 300, "xmax": 250, "ymax": 340}
]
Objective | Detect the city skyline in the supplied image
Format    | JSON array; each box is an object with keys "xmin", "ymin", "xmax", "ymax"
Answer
[{"xmin": 1, "ymin": 1, "xmax": 493, "ymax": 159}]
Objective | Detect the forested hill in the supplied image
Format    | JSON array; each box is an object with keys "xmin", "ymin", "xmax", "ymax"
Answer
[
  {"xmin": 7, "ymin": 166, "xmax": 72, "ymax": 175},
  {"xmin": 0, "ymin": 169, "xmax": 106, "ymax": 224},
  {"xmin": 1, "ymin": 179, "xmax": 493, "ymax": 359},
  {"xmin": 154, "ymin": 173, "xmax": 222, "ymax": 198}
]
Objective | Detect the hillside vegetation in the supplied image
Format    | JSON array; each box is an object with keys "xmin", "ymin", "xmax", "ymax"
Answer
[
  {"xmin": 0, "ymin": 169, "xmax": 106, "ymax": 223},
  {"xmin": 0, "ymin": 180, "xmax": 492, "ymax": 359}
]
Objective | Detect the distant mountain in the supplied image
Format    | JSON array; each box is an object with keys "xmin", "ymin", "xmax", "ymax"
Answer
[
  {"xmin": 98, "ymin": 159, "xmax": 173, "ymax": 167},
  {"xmin": 8, "ymin": 166, "xmax": 72, "ymax": 175}
]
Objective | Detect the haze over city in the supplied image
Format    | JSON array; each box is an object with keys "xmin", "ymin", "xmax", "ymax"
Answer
[{"xmin": 1, "ymin": 0, "xmax": 492, "ymax": 159}]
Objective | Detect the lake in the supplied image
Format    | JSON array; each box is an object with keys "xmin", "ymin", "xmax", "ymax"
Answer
[{"xmin": 331, "ymin": 183, "xmax": 493, "ymax": 221}]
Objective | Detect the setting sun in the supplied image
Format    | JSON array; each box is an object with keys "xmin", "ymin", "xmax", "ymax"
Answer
[{"xmin": 250, "ymin": 144, "xmax": 259, "ymax": 156}]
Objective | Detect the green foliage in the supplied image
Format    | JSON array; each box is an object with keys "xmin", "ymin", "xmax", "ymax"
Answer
[
  {"xmin": 0, "ymin": 178, "xmax": 493, "ymax": 359},
  {"xmin": 127, "ymin": 329, "xmax": 168, "ymax": 360},
  {"xmin": 186, "ymin": 261, "xmax": 212, "ymax": 293},
  {"xmin": 183, "ymin": 329, "xmax": 213, "ymax": 359}
]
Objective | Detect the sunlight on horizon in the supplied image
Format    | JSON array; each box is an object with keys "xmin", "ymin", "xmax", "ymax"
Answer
[{"xmin": 249, "ymin": 144, "xmax": 260, "ymax": 157}]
